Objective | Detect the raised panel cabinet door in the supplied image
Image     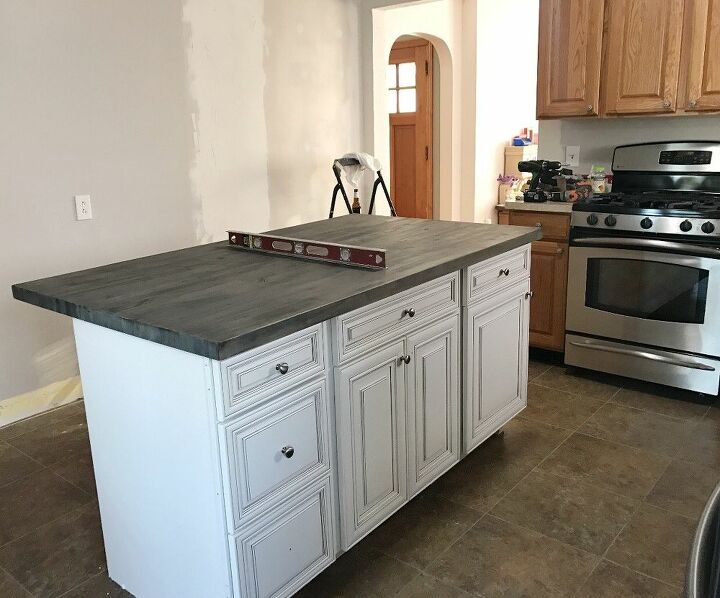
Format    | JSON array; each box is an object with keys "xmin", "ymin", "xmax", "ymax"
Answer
[
  {"xmin": 464, "ymin": 282, "xmax": 530, "ymax": 453},
  {"xmin": 536, "ymin": 0, "xmax": 605, "ymax": 117},
  {"xmin": 334, "ymin": 340, "xmax": 407, "ymax": 549},
  {"xmin": 681, "ymin": 0, "xmax": 720, "ymax": 111},
  {"xmin": 603, "ymin": 0, "xmax": 685, "ymax": 114},
  {"xmin": 406, "ymin": 314, "xmax": 460, "ymax": 498},
  {"xmin": 529, "ymin": 241, "xmax": 569, "ymax": 351}
]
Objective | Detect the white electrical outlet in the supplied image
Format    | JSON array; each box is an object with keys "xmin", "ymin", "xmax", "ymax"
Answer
[
  {"xmin": 75, "ymin": 195, "xmax": 93, "ymax": 221},
  {"xmin": 565, "ymin": 145, "xmax": 580, "ymax": 167}
]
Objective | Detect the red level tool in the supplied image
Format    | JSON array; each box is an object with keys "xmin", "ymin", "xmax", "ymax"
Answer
[{"xmin": 228, "ymin": 231, "xmax": 387, "ymax": 270}]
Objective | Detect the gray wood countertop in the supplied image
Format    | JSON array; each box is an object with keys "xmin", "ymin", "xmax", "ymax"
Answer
[{"xmin": 12, "ymin": 215, "xmax": 541, "ymax": 359}]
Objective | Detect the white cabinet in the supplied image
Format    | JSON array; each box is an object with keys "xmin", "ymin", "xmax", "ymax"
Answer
[
  {"xmin": 334, "ymin": 341, "xmax": 408, "ymax": 549},
  {"xmin": 464, "ymin": 280, "xmax": 530, "ymax": 453},
  {"xmin": 406, "ymin": 313, "xmax": 460, "ymax": 497}
]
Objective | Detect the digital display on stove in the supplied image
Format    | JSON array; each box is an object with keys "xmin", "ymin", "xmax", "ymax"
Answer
[{"xmin": 658, "ymin": 150, "xmax": 712, "ymax": 165}]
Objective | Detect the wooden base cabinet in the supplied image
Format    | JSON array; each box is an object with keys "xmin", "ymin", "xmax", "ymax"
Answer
[
  {"xmin": 463, "ymin": 281, "xmax": 531, "ymax": 453},
  {"xmin": 529, "ymin": 240, "xmax": 569, "ymax": 351}
]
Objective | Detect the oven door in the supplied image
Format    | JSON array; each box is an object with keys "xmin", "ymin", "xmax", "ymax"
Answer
[{"xmin": 566, "ymin": 237, "xmax": 720, "ymax": 357}]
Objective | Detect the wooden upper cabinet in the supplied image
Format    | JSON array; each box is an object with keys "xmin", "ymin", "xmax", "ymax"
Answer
[
  {"xmin": 603, "ymin": 0, "xmax": 685, "ymax": 115},
  {"xmin": 681, "ymin": 0, "xmax": 720, "ymax": 112},
  {"xmin": 537, "ymin": 0, "xmax": 605, "ymax": 118}
]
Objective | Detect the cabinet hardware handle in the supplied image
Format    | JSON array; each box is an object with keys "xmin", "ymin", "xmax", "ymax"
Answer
[
  {"xmin": 399, "ymin": 354, "xmax": 411, "ymax": 365},
  {"xmin": 276, "ymin": 362, "xmax": 289, "ymax": 375},
  {"xmin": 525, "ymin": 291, "xmax": 534, "ymax": 299},
  {"xmin": 689, "ymin": 99, "xmax": 698, "ymax": 108},
  {"xmin": 402, "ymin": 307, "xmax": 416, "ymax": 318},
  {"xmin": 498, "ymin": 268, "xmax": 510, "ymax": 277},
  {"xmin": 586, "ymin": 104, "xmax": 593, "ymax": 112},
  {"xmin": 663, "ymin": 99, "xmax": 672, "ymax": 109},
  {"xmin": 535, "ymin": 222, "xmax": 542, "ymax": 228},
  {"xmin": 556, "ymin": 247, "xmax": 564, "ymax": 255},
  {"xmin": 281, "ymin": 446, "xmax": 295, "ymax": 458}
]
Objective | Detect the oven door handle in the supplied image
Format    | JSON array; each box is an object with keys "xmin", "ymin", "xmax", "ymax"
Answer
[
  {"xmin": 568, "ymin": 339, "xmax": 716, "ymax": 371},
  {"xmin": 572, "ymin": 237, "xmax": 720, "ymax": 258}
]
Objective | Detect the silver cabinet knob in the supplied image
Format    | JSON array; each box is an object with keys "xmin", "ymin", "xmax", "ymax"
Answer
[
  {"xmin": 276, "ymin": 363, "xmax": 289, "ymax": 375},
  {"xmin": 402, "ymin": 307, "xmax": 416, "ymax": 318},
  {"xmin": 535, "ymin": 222, "xmax": 542, "ymax": 228},
  {"xmin": 663, "ymin": 99, "xmax": 672, "ymax": 109},
  {"xmin": 230, "ymin": 234, "xmax": 237, "ymax": 243},
  {"xmin": 689, "ymin": 99, "xmax": 698, "ymax": 108},
  {"xmin": 399, "ymin": 354, "xmax": 411, "ymax": 365},
  {"xmin": 525, "ymin": 291, "xmax": 534, "ymax": 299},
  {"xmin": 586, "ymin": 104, "xmax": 593, "ymax": 112},
  {"xmin": 281, "ymin": 446, "xmax": 294, "ymax": 458},
  {"xmin": 498, "ymin": 268, "xmax": 510, "ymax": 277}
]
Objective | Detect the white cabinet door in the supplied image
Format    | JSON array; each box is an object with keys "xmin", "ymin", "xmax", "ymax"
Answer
[
  {"xmin": 464, "ymin": 281, "xmax": 530, "ymax": 453},
  {"xmin": 406, "ymin": 313, "xmax": 460, "ymax": 497},
  {"xmin": 334, "ymin": 341, "xmax": 407, "ymax": 549}
]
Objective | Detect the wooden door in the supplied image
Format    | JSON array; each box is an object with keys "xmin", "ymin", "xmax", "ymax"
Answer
[
  {"xmin": 464, "ymin": 283, "xmax": 529, "ymax": 453},
  {"xmin": 529, "ymin": 240, "xmax": 569, "ymax": 351},
  {"xmin": 388, "ymin": 39, "xmax": 433, "ymax": 219},
  {"xmin": 334, "ymin": 341, "xmax": 407, "ymax": 549},
  {"xmin": 681, "ymin": 0, "xmax": 720, "ymax": 112},
  {"xmin": 536, "ymin": 0, "xmax": 605, "ymax": 118},
  {"xmin": 406, "ymin": 314, "xmax": 459, "ymax": 498},
  {"xmin": 603, "ymin": 0, "xmax": 685, "ymax": 115}
]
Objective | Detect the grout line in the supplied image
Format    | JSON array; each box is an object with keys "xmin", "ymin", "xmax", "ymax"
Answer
[
  {"xmin": 602, "ymin": 556, "xmax": 685, "ymax": 591},
  {"xmin": 0, "ymin": 562, "xmax": 34, "ymax": 597},
  {"xmin": 55, "ymin": 568, "xmax": 111, "ymax": 598}
]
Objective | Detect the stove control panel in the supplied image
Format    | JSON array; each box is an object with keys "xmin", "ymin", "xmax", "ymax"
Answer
[
  {"xmin": 573, "ymin": 212, "xmax": 720, "ymax": 237},
  {"xmin": 659, "ymin": 150, "xmax": 713, "ymax": 166}
]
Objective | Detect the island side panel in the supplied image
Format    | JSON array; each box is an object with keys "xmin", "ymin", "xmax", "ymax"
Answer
[{"xmin": 73, "ymin": 320, "xmax": 231, "ymax": 598}]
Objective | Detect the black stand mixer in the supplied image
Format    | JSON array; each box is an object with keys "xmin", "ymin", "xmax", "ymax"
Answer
[{"xmin": 518, "ymin": 160, "xmax": 571, "ymax": 202}]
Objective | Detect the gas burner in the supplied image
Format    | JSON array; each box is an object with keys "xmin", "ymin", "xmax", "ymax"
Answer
[{"xmin": 579, "ymin": 191, "xmax": 720, "ymax": 212}]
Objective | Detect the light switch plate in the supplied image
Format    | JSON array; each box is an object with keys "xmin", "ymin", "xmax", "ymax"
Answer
[
  {"xmin": 75, "ymin": 195, "xmax": 93, "ymax": 220},
  {"xmin": 565, "ymin": 146, "xmax": 580, "ymax": 167}
]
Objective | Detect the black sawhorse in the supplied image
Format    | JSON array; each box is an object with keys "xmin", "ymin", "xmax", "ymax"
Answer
[{"xmin": 328, "ymin": 157, "xmax": 397, "ymax": 218}]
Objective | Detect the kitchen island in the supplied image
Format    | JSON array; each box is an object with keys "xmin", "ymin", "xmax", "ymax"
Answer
[{"xmin": 13, "ymin": 215, "xmax": 540, "ymax": 598}]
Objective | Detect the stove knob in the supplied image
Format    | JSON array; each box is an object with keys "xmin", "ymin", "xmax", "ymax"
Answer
[
  {"xmin": 604, "ymin": 215, "xmax": 617, "ymax": 227},
  {"xmin": 640, "ymin": 217, "xmax": 653, "ymax": 229},
  {"xmin": 680, "ymin": 220, "xmax": 693, "ymax": 232},
  {"xmin": 586, "ymin": 214, "xmax": 598, "ymax": 225},
  {"xmin": 702, "ymin": 221, "xmax": 716, "ymax": 234}
]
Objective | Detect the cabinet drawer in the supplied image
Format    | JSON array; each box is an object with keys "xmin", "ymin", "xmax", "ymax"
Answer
[
  {"xmin": 507, "ymin": 211, "xmax": 569, "ymax": 241},
  {"xmin": 465, "ymin": 245, "xmax": 530, "ymax": 305},
  {"xmin": 220, "ymin": 324, "xmax": 326, "ymax": 418},
  {"xmin": 222, "ymin": 380, "xmax": 330, "ymax": 530},
  {"xmin": 231, "ymin": 477, "xmax": 335, "ymax": 598},
  {"xmin": 333, "ymin": 272, "xmax": 459, "ymax": 363}
]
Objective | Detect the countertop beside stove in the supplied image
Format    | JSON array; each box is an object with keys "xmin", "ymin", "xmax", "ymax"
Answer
[
  {"xmin": 12, "ymin": 214, "xmax": 540, "ymax": 360},
  {"xmin": 497, "ymin": 200, "xmax": 574, "ymax": 213}
]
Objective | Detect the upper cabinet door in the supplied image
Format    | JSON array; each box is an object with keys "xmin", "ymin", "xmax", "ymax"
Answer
[
  {"xmin": 681, "ymin": 0, "xmax": 720, "ymax": 112},
  {"xmin": 536, "ymin": 0, "xmax": 605, "ymax": 118},
  {"xmin": 603, "ymin": 0, "xmax": 685, "ymax": 115}
]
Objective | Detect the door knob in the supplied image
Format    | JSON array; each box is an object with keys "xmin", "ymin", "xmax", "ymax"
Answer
[
  {"xmin": 399, "ymin": 355, "xmax": 411, "ymax": 365},
  {"xmin": 402, "ymin": 307, "xmax": 416, "ymax": 318},
  {"xmin": 525, "ymin": 291, "xmax": 534, "ymax": 299},
  {"xmin": 281, "ymin": 446, "xmax": 294, "ymax": 458},
  {"xmin": 276, "ymin": 363, "xmax": 289, "ymax": 375}
]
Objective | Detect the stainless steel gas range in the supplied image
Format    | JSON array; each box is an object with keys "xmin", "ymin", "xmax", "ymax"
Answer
[{"xmin": 565, "ymin": 141, "xmax": 720, "ymax": 395}]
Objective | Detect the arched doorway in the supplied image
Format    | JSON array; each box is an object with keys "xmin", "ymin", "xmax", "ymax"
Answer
[{"xmin": 387, "ymin": 36, "xmax": 437, "ymax": 219}]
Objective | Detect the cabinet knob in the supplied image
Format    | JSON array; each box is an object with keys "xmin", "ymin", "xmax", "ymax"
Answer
[
  {"xmin": 663, "ymin": 99, "xmax": 672, "ymax": 109},
  {"xmin": 535, "ymin": 222, "xmax": 542, "ymax": 228},
  {"xmin": 586, "ymin": 104, "xmax": 593, "ymax": 113},
  {"xmin": 525, "ymin": 291, "xmax": 534, "ymax": 300},
  {"xmin": 498, "ymin": 268, "xmax": 510, "ymax": 277},
  {"xmin": 689, "ymin": 99, "xmax": 698, "ymax": 108},
  {"xmin": 281, "ymin": 446, "xmax": 294, "ymax": 458},
  {"xmin": 399, "ymin": 354, "xmax": 411, "ymax": 365},
  {"xmin": 276, "ymin": 362, "xmax": 289, "ymax": 375},
  {"xmin": 402, "ymin": 307, "xmax": 416, "ymax": 318}
]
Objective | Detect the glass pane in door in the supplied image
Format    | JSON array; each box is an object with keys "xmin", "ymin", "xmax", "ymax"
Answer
[{"xmin": 586, "ymin": 258, "xmax": 708, "ymax": 323}]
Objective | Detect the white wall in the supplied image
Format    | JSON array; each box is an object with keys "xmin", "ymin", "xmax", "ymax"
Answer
[
  {"xmin": 539, "ymin": 116, "xmax": 720, "ymax": 173},
  {"xmin": 1, "ymin": 0, "xmax": 364, "ymax": 417},
  {"xmin": 474, "ymin": 0, "xmax": 539, "ymax": 224}
]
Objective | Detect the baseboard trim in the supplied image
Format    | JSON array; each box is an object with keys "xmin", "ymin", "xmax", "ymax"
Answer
[{"xmin": 0, "ymin": 376, "xmax": 83, "ymax": 427}]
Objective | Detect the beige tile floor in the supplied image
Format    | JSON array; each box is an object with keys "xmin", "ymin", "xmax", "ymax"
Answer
[{"xmin": 0, "ymin": 354, "xmax": 718, "ymax": 597}]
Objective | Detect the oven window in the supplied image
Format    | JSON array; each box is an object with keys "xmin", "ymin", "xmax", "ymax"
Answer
[{"xmin": 586, "ymin": 258, "xmax": 708, "ymax": 324}]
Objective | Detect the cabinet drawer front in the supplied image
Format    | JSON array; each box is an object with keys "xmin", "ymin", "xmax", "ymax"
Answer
[
  {"xmin": 335, "ymin": 272, "xmax": 459, "ymax": 362},
  {"xmin": 508, "ymin": 212, "xmax": 569, "ymax": 240},
  {"xmin": 465, "ymin": 245, "xmax": 530, "ymax": 305},
  {"xmin": 232, "ymin": 477, "xmax": 335, "ymax": 598},
  {"xmin": 221, "ymin": 324, "xmax": 325, "ymax": 418},
  {"xmin": 223, "ymin": 381, "xmax": 330, "ymax": 530}
]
